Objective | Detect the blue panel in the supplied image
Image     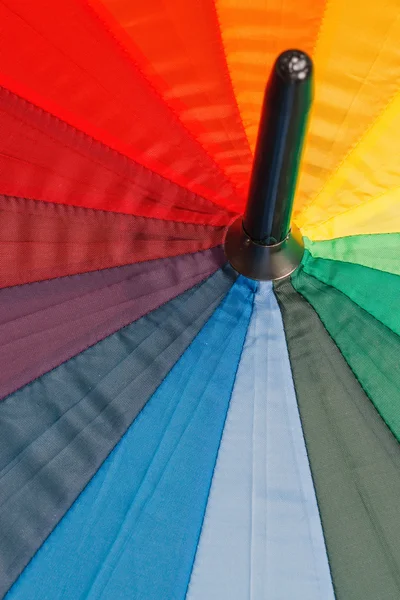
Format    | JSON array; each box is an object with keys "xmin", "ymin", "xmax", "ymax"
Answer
[
  {"xmin": 187, "ymin": 282, "xmax": 334, "ymax": 600},
  {"xmin": 7, "ymin": 276, "xmax": 255, "ymax": 600}
]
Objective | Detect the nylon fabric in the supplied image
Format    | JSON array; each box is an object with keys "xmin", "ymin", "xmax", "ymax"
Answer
[
  {"xmin": 187, "ymin": 282, "xmax": 334, "ymax": 600},
  {"xmin": 301, "ymin": 250, "xmax": 400, "ymax": 336},
  {"xmin": 0, "ymin": 1, "xmax": 242, "ymax": 208},
  {"xmin": 6, "ymin": 276, "xmax": 254, "ymax": 600},
  {"xmin": 1, "ymin": 2, "xmax": 400, "ymax": 236},
  {"xmin": 88, "ymin": 0, "xmax": 253, "ymax": 198},
  {"xmin": 305, "ymin": 234, "xmax": 400, "ymax": 275},
  {"xmin": 0, "ymin": 266, "xmax": 236, "ymax": 597},
  {"xmin": 299, "ymin": 192, "xmax": 400, "ymax": 239},
  {"xmin": 0, "ymin": 87, "xmax": 232, "ymax": 225},
  {"xmin": 292, "ymin": 268, "xmax": 400, "ymax": 441},
  {"xmin": 0, "ymin": 248, "xmax": 225, "ymax": 400},
  {"xmin": 295, "ymin": 0, "xmax": 400, "ymax": 224},
  {"xmin": 0, "ymin": 195, "xmax": 227, "ymax": 288},
  {"xmin": 215, "ymin": 0, "xmax": 325, "ymax": 153},
  {"xmin": 275, "ymin": 278, "xmax": 400, "ymax": 600}
]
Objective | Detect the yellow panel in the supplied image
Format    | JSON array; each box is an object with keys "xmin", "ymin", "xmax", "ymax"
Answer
[
  {"xmin": 216, "ymin": 0, "xmax": 326, "ymax": 152},
  {"xmin": 299, "ymin": 189, "xmax": 400, "ymax": 240},
  {"xmin": 295, "ymin": 0, "xmax": 400, "ymax": 221},
  {"xmin": 297, "ymin": 89, "xmax": 400, "ymax": 238}
]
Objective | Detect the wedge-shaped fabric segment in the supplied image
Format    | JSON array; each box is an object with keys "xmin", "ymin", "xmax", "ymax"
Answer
[
  {"xmin": 187, "ymin": 282, "xmax": 334, "ymax": 599},
  {"xmin": 300, "ymin": 191, "xmax": 400, "ymax": 239},
  {"xmin": 0, "ymin": 88, "xmax": 231, "ymax": 225},
  {"xmin": 275, "ymin": 279, "xmax": 400, "ymax": 600},
  {"xmin": 0, "ymin": 266, "xmax": 236, "ymax": 597},
  {"xmin": 305, "ymin": 234, "xmax": 400, "ymax": 276},
  {"xmin": 295, "ymin": 0, "xmax": 400, "ymax": 219},
  {"xmin": 215, "ymin": 0, "xmax": 325, "ymax": 154},
  {"xmin": 297, "ymin": 83, "xmax": 400, "ymax": 239},
  {"xmin": 0, "ymin": 195, "xmax": 227, "ymax": 288},
  {"xmin": 292, "ymin": 268, "xmax": 400, "ymax": 441},
  {"xmin": 301, "ymin": 251, "xmax": 400, "ymax": 337},
  {"xmin": 90, "ymin": 0, "xmax": 253, "ymax": 196},
  {"xmin": 0, "ymin": 248, "xmax": 225, "ymax": 400},
  {"xmin": 6, "ymin": 276, "xmax": 255, "ymax": 600},
  {"xmin": 0, "ymin": 2, "xmax": 241, "ymax": 208}
]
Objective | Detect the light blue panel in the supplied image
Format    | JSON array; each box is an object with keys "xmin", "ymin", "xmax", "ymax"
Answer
[
  {"xmin": 7, "ymin": 277, "xmax": 255, "ymax": 600},
  {"xmin": 187, "ymin": 282, "xmax": 335, "ymax": 600}
]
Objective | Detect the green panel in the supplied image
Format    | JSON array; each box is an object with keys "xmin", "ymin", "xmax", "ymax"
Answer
[
  {"xmin": 305, "ymin": 233, "xmax": 400, "ymax": 275},
  {"xmin": 291, "ymin": 267, "xmax": 400, "ymax": 440},
  {"xmin": 274, "ymin": 279, "xmax": 400, "ymax": 600},
  {"xmin": 301, "ymin": 250, "xmax": 400, "ymax": 336}
]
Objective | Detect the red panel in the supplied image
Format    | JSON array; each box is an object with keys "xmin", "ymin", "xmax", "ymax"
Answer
[
  {"xmin": 0, "ymin": 0, "xmax": 244, "ymax": 212},
  {"xmin": 0, "ymin": 195, "xmax": 227, "ymax": 288},
  {"xmin": 0, "ymin": 87, "xmax": 234, "ymax": 225}
]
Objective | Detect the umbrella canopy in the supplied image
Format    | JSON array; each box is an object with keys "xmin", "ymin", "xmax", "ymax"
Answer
[{"xmin": 0, "ymin": 1, "xmax": 399, "ymax": 599}]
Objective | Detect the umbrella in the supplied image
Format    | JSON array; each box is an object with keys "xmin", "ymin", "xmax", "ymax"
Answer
[{"xmin": 0, "ymin": 1, "xmax": 399, "ymax": 599}]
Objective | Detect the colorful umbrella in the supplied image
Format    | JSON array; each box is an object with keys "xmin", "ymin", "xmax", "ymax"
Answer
[{"xmin": 0, "ymin": 1, "xmax": 399, "ymax": 599}]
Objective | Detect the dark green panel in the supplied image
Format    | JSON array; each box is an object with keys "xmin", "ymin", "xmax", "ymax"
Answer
[
  {"xmin": 292, "ymin": 266, "xmax": 400, "ymax": 440},
  {"xmin": 274, "ymin": 278, "xmax": 400, "ymax": 600}
]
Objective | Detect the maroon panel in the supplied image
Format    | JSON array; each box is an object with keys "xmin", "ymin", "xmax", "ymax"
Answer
[{"xmin": 0, "ymin": 195, "xmax": 227, "ymax": 287}]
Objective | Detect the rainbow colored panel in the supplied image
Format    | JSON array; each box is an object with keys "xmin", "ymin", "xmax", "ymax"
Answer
[{"xmin": 0, "ymin": 2, "xmax": 399, "ymax": 599}]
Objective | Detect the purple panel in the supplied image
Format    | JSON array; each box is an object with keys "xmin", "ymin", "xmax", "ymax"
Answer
[{"xmin": 0, "ymin": 247, "xmax": 225, "ymax": 399}]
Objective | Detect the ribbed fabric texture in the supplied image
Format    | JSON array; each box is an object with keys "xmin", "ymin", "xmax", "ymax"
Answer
[
  {"xmin": 301, "ymin": 251, "xmax": 400, "ymax": 336},
  {"xmin": 305, "ymin": 234, "xmax": 400, "ymax": 275},
  {"xmin": 275, "ymin": 278, "xmax": 400, "ymax": 600},
  {"xmin": 0, "ymin": 267, "xmax": 236, "ymax": 597},
  {"xmin": 6, "ymin": 276, "xmax": 254, "ymax": 600},
  {"xmin": 0, "ymin": 194, "xmax": 227, "ymax": 288},
  {"xmin": 0, "ymin": 1, "xmax": 399, "ymax": 598},
  {"xmin": 187, "ymin": 282, "xmax": 334, "ymax": 600},
  {"xmin": 0, "ymin": 247, "xmax": 225, "ymax": 399},
  {"xmin": 292, "ymin": 267, "xmax": 400, "ymax": 441},
  {"xmin": 0, "ymin": 13, "xmax": 241, "ymax": 213}
]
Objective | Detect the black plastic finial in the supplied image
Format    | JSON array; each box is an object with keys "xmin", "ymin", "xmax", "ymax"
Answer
[{"xmin": 224, "ymin": 49, "xmax": 313, "ymax": 280}]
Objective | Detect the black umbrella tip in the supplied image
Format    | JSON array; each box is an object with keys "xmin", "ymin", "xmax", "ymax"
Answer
[{"xmin": 275, "ymin": 49, "xmax": 313, "ymax": 83}]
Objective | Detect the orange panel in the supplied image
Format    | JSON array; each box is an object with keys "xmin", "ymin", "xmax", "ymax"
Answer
[
  {"xmin": 216, "ymin": 0, "xmax": 326, "ymax": 152},
  {"xmin": 90, "ymin": 0, "xmax": 253, "ymax": 198}
]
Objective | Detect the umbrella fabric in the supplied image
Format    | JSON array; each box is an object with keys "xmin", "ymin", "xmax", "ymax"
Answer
[
  {"xmin": 0, "ymin": 268, "xmax": 236, "ymax": 595},
  {"xmin": 0, "ymin": 247, "xmax": 226, "ymax": 399},
  {"xmin": 305, "ymin": 235, "xmax": 400, "ymax": 275},
  {"xmin": 0, "ymin": 194, "xmax": 227, "ymax": 288},
  {"xmin": 0, "ymin": 1, "xmax": 400, "ymax": 599},
  {"xmin": 187, "ymin": 283, "xmax": 334, "ymax": 600},
  {"xmin": 275, "ymin": 279, "xmax": 400, "ymax": 600},
  {"xmin": 6, "ymin": 274, "xmax": 400, "ymax": 600},
  {"xmin": 292, "ymin": 269, "xmax": 400, "ymax": 439},
  {"xmin": 5, "ymin": 277, "xmax": 254, "ymax": 600}
]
